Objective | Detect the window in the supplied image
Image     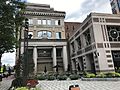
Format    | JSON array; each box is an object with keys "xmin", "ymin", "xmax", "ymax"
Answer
[
  {"xmin": 47, "ymin": 20, "xmax": 51, "ymax": 25},
  {"xmin": 28, "ymin": 32, "xmax": 33, "ymax": 38},
  {"xmin": 55, "ymin": 20, "xmax": 58, "ymax": 25},
  {"xmin": 29, "ymin": 19, "xmax": 33, "ymax": 24},
  {"xmin": 76, "ymin": 37, "xmax": 81, "ymax": 49},
  {"xmin": 38, "ymin": 49, "xmax": 51, "ymax": 57},
  {"xmin": 56, "ymin": 49, "xmax": 62, "ymax": 57},
  {"xmin": 38, "ymin": 32, "xmax": 42, "ymax": 38},
  {"xmin": 55, "ymin": 20, "xmax": 61, "ymax": 25},
  {"xmin": 42, "ymin": 20, "xmax": 46, "ymax": 25},
  {"xmin": 71, "ymin": 42, "xmax": 75, "ymax": 52},
  {"xmin": 47, "ymin": 31, "xmax": 52, "ymax": 38},
  {"xmin": 56, "ymin": 32, "xmax": 61, "ymax": 39},
  {"xmin": 38, "ymin": 20, "xmax": 41, "ymax": 25},
  {"xmin": 73, "ymin": 26, "xmax": 75, "ymax": 30},
  {"xmin": 84, "ymin": 29, "xmax": 91, "ymax": 46},
  {"xmin": 38, "ymin": 31, "xmax": 52, "ymax": 39},
  {"xmin": 58, "ymin": 20, "xmax": 60, "ymax": 25}
]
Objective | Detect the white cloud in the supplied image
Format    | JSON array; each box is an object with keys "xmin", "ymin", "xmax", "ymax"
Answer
[
  {"xmin": 1, "ymin": 52, "xmax": 15, "ymax": 66},
  {"xmin": 27, "ymin": 0, "xmax": 112, "ymax": 22}
]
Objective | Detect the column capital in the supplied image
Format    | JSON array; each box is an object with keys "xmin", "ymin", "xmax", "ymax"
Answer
[
  {"xmin": 53, "ymin": 45, "xmax": 56, "ymax": 47},
  {"xmin": 33, "ymin": 45, "xmax": 37, "ymax": 47}
]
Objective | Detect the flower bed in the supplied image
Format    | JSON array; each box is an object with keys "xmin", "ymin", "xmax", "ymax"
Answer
[{"xmin": 27, "ymin": 79, "xmax": 38, "ymax": 88}]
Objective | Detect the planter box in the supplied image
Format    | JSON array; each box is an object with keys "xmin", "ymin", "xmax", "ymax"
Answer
[{"xmin": 81, "ymin": 77, "xmax": 120, "ymax": 81}]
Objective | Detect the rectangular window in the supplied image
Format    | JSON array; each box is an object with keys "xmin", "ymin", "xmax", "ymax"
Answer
[
  {"xmin": 29, "ymin": 19, "xmax": 33, "ymax": 24},
  {"xmin": 42, "ymin": 20, "xmax": 46, "ymax": 25},
  {"xmin": 71, "ymin": 42, "xmax": 75, "ymax": 52},
  {"xmin": 38, "ymin": 20, "xmax": 41, "ymax": 25},
  {"xmin": 76, "ymin": 37, "xmax": 81, "ymax": 49},
  {"xmin": 47, "ymin": 20, "xmax": 51, "ymax": 25},
  {"xmin": 55, "ymin": 20, "xmax": 58, "ymax": 25},
  {"xmin": 55, "ymin": 20, "xmax": 61, "ymax": 25},
  {"xmin": 47, "ymin": 31, "xmax": 52, "ymax": 38},
  {"xmin": 28, "ymin": 32, "xmax": 33, "ymax": 39},
  {"xmin": 38, "ymin": 31, "xmax": 42, "ymax": 38},
  {"xmin": 56, "ymin": 32, "xmax": 61, "ymax": 39}
]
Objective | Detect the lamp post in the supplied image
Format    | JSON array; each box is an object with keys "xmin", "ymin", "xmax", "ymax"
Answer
[{"xmin": 23, "ymin": 18, "xmax": 29, "ymax": 85}]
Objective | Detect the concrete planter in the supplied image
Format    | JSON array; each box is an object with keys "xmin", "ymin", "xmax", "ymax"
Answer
[{"xmin": 81, "ymin": 77, "xmax": 120, "ymax": 81}]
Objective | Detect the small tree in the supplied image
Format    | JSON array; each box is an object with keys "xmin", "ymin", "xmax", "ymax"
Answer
[{"xmin": 0, "ymin": 0, "xmax": 25, "ymax": 79}]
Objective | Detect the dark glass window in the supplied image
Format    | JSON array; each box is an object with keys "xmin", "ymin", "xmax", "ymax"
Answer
[
  {"xmin": 38, "ymin": 31, "xmax": 52, "ymax": 39},
  {"xmin": 56, "ymin": 32, "xmax": 61, "ymax": 39}
]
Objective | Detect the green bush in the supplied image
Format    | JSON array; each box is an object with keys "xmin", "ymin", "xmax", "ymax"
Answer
[
  {"xmin": 85, "ymin": 73, "xmax": 96, "ymax": 78},
  {"xmin": 96, "ymin": 73, "xmax": 106, "ymax": 78},
  {"xmin": 114, "ymin": 72, "xmax": 120, "ymax": 77},
  {"xmin": 15, "ymin": 87, "xmax": 40, "ymax": 90},
  {"xmin": 69, "ymin": 74, "xmax": 79, "ymax": 80},
  {"xmin": 57, "ymin": 75, "xmax": 67, "ymax": 80},
  {"xmin": 47, "ymin": 75, "xmax": 56, "ymax": 80},
  {"xmin": 37, "ymin": 75, "xmax": 46, "ymax": 80},
  {"xmin": 105, "ymin": 72, "xmax": 116, "ymax": 78},
  {"xmin": 15, "ymin": 87, "xmax": 28, "ymax": 90}
]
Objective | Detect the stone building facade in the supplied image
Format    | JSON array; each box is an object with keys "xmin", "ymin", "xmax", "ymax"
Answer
[
  {"xmin": 69, "ymin": 13, "xmax": 120, "ymax": 73},
  {"xmin": 18, "ymin": 3, "xmax": 68, "ymax": 74}
]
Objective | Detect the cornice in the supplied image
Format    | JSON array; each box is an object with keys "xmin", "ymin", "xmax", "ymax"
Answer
[{"xmin": 23, "ymin": 11, "xmax": 66, "ymax": 17}]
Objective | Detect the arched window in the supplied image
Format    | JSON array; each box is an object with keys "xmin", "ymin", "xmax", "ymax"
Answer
[{"xmin": 38, "ymin": 31, "xmax": 52, "ymax": 39}]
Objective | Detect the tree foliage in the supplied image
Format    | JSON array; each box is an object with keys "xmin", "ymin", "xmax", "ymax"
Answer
[
  {"xmin": 0, "ymin": 0, "xmax": 25, "ymax": 57},
  {"xmin": 0, "ymin": 0, "xmax": 25, "ymax": 80}
]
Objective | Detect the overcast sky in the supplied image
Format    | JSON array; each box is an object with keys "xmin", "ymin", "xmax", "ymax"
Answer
[{"xmin": 1, "ymin": 0, "xmax": 112, "ymax": 66}]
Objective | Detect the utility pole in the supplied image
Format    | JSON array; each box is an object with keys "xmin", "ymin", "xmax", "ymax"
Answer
[{"xmin": 23, "ymin": 18, "xmax": 29, "ymax": 85}]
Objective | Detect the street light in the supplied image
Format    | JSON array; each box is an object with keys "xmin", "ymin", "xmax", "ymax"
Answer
[{"xmin": 23, "ymin": 18, "xmax": 29, "ymax": 85}]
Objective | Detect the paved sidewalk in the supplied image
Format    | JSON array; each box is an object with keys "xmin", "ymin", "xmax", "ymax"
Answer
[
  {"xmin": 37, "ymin": 80, "xmax": 120, "ymax": 90},
  {"xmin": 0, "ymin": 75, "xmax": 14, "ymax": 90}
]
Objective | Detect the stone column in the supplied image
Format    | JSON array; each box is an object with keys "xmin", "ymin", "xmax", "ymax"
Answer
[
  {"xmin": 63, "ymin": 46, "xmax": 68, "ymax": 71},
  {"xmin": 21, "ymin": 46, "xmax": 24, "ymax": 54},
  {"xmin": 71, "ymin": 59, "xmax": 76, "ymax": 71},
  {"xmin": 53, "ymin": 46, "xmax": 57, "ymax": 72},
  {"xmin": 33, "ymin": 46, "xmax": 37, "ymax": 75}
]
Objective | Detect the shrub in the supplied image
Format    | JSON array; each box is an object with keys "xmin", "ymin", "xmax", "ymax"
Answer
[
  {"xmin": 69, "ymin": 74, "xmax": 80, "ymax": 80},
  {"xmin": 114, "ymin": 72, "xmax": 120, "ymax": 77},
  {"xmin": 96, "ymin": 73, "xmax": 106, "ymax": 78},
  {"xmin": 15, "ymin": 87, "xmax": 28, "ymax": 90},
  {"xmin": 85, "ymin": 73, "xmax": 96, "ymax": 78},
  {"xmin": 57, "ymin": 75, "xmax": 67, "ymax": 80},
  {"xmin": 105, "ymin": 72, "xmax": 116, "ymax": 78},
  {"xmin": 15, "ymin": 87, "xmax": 40, "ymax": 90},
  {"xmin": 47, "ymin": 75, "xmax": 56, "ymax": 80},
  {"xmin": 37, "ymin": 75, "xmax": 46, "ymax": 80}
]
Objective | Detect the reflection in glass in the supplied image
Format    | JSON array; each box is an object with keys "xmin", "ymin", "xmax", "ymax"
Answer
[
  {"xmin": 56, "ymin": 32, "xmax": 61, "ymax": 39},
  {"xmin": 38, "ymin": 20, "xmax": 41, "ymax": 25},
  {"xmin": 43, "ymin": 20, "xmax": 46, "ymax": 25},
  {"xmin": 47, "ymin": 31, "xmax": 52, "ymax": 38},
  {"xmin": 38, "ymin": 31, "xmax": 52, "ymax": 39},
  {"xmin": 28, "ymin": 32, "xmax": 33, "ymax": 38},
  {"xmin": 47, "ymin": 20, "xmax": 51, "ymax": 25}
]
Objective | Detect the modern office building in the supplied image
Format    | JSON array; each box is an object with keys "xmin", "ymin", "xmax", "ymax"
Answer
[
  {"xmin": 69, "ymin": 13, "xmax": 120, "ymax": 73},
  {"xmin": 17, "ymin": 3, "xmax": 68, "ymax": 74},
  {"xmin": 110, "ymin": 0, "xmax": 120, "ymax": 14}
]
